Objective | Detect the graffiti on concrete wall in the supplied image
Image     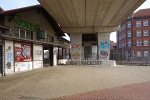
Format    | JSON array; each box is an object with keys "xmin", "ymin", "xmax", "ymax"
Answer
[
  {"xmin": 5, "ymin": 40, "xmax": 14, "ymax": 73},
  {"xmin": 68, "ymin": 61, "xmax": 101, "ymax": 66},
  {"xmin": 34, "ymin": 49, "xmax": 42, "ymax": 58},
  {"xmin": 34, "ymin": 61, "xmax": 43, "ymax": 69},
  {"xmin": 13, "ymin": 14, "xmax": 40, "ymax": 31},
  {"xmin": 67, "ymin": 60, "xmax": 114, "ymax": 66},
  {"xmin": 33, "ymin": 45, "xmax": 43, "ymax": 60},
  {"xmin": 98, "ymin": 41, "xmax": 109, "ymax": 59},
  {"xmin": 15, "ymin": 43, "xmax": 31, "ymax": 62},
  {"xmin": 6, "ymin": 46, "xmax": 13, "ymax": 69},
  {"xmin": 15, "ymin": 62, "xmax": 32, "ymax": 72},
  {"xmin": 71, "ymin": 44, "xmax": 81, "ymax": 59}
]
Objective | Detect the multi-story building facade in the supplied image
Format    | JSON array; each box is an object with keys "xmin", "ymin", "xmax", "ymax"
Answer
[{"xmin": 117, "ymin": 8, "xmax": 150, "ymax": 59}]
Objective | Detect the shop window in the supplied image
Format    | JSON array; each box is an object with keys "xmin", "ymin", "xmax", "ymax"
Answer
[
  {"xmin": 127, "ymin": 21, "xmax": 131, "ymax": 28},
  {"xmin": 136, "ymin": 30, "xmax": 141, "ymax": 37},
  {"xmin": 143, "ymin": 20, "xmax": 148, "ymax": 26},
  {"xmin": 143, "ymin": 30, "xmax": 148, "ymax": 36},
  {"xmin": 14, "ymin": 28, "xmax": 32, "ymax": 39},
  {"xmin": 137, "ymin": 51, "xmax": 141, "ymax": 57},
  {"xmin": 144, "ymin": 39, "xmax": 149, "ymax": 46},
  {"xmin": 136, "ymin": 21, "xmax": 141, "ymax": 27},
  {"xmin": 137, "ymin": 40, "xmax": 141, "ymax": 46},
  {"xmin": 144, "ymin": 50, "xmax": 149, "ymax": 57}
]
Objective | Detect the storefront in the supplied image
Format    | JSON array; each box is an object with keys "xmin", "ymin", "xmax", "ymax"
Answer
[{"xmin": 0, "ymin": 5, "xmax": 70, "ymax": 76}]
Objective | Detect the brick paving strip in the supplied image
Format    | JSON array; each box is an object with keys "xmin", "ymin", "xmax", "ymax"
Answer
[{"xmin": 46, "ymin": 81, "xmax": 150, "ymax": 100}]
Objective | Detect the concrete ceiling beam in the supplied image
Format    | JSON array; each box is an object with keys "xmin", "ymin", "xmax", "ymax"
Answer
[{"xmin": 62, "ymin": 26, "xmax": 120, "ymax": 33}]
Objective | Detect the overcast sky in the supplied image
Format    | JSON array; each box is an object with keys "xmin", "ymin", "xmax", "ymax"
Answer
[{"xmin": 0, "ymin": 0, "xmax": 150, "ymax": 42}]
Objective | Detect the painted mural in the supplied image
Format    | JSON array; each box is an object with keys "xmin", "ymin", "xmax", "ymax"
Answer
[
  {"xmin": 34, "ymin": 61, "xmax": 43, "ymax": 69},
  {"xmin": 98, "ymin": 41, "xmax": 109, "ymax": 59},
  {"xmin": 71, "ymin": 44, "xmax": 81, "ymax": 59},
  {"xmin": 13, "ymin": 14, "xmax": 40, "ymax": 31},
  {"xmin": 15, "ymin": 62, "xmax": 32, "ymax": 72},
  {"xmin": 5, "ymin": 40, "xmax": 14, "ymax": 73},
  {"xmin": 33, "ymin": 45, "xmax": 43, "ymax": 60},
  {"xmin": 14, "ymin": 43, "xmax": 32, "ymax": 62}
]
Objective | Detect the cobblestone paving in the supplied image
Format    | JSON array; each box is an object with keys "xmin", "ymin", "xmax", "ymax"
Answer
[
  {"xmin": 1, "ymin": 65, "xmax": 150, "ymax": 100},
  {"xmin": 46, "ymin": 81, "xmax": 150, "ymax": 100}
]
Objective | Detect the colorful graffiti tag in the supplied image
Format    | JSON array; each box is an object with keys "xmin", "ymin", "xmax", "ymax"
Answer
[
  {"xmin": 13, "ymin": 14, "xmax": 40, "ymax": 31},
  {"xmin": 71, "ymin": 44, "xmax": 81, "ymax": 59},
  {"xmin": 99, "ymin": 42, "xmax": 109, "ymax": 50},
  {"xmin": 6, "ymin": 46, "xmax": 13, "ymax": 69},
  {"xmin": 98, "ymin": 41, "xmax": 109, "ymax": 59},
  {"xmin": 15, "ymin": 62, "xmax": 31, "ymax": 72},
  {"xmin": 15, "ymin": 43, "xmax": 31, "ymax": 62}
]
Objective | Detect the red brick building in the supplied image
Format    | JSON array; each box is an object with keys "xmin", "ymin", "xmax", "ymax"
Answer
[{"xmin": 117, "ymin": 8, "xmax": 150, "ymax": 59}]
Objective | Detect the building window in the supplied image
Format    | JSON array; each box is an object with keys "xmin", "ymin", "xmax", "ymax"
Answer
[
  {"xmin": 143, "ymin": 30, "xmax": 149, "ymax": 36},
  {"xmin": 144, "ymin": 39, "xmax": 149, "ymax": 46},
  {"xmin": 127, "ymin": 29, "xmax": 131, "ymax": 37},
  {"xmin": 128, "ymin": 38, "xmax": 131, "ymax": 47},
  {"xmin": 122, "ymin": 42, "xmax": 124, "ymax": 48},
  {"xmin": 136, "ymin": 30, "xmax": 141, "ymax": 37},
  {"xmin": 124, "ymin": 42, "xmax": 126, "ymax": 47},
  {"xmin": 144, "ymin": 50, "xmax": 149, "ymax": 57},
  {"xmin": 137, "ymin": 40, "xmax": 141, "ymax": 46},
  {"xmin": 14, "ymin": 28, "xmax": 32, "ymax": 39},
  {"xmin": 136, "ymin": 21, "xmax": 141, "ymax": 27},
  {"xmin": 143, "ymin": 20, "xmax": 148, "ymax": 26},
  {"xmin": 127, "ymin": 21, "xmax": 131, "ymax": 28},
  {"xmin": 137, "ymin": 50, "xmax": 141, "ymax": 57}
]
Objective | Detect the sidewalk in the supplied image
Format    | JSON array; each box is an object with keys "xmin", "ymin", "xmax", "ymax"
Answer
[{"xmin": 1, "ymin": 65, "xmax": 150, "ymax": 100}]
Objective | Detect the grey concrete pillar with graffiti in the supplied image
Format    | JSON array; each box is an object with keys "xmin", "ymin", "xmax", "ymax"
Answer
[
  {"xmin": 70, "ymin": 33, "xmax": 82, "ymax": 61},
  {"xmin": 98, "ymin": 33, "xmax": 110, "ymax": 60}
]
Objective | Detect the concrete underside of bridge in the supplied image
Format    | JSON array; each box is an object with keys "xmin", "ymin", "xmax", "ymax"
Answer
[{"xmin": 38, "ymin": 0, "xmax": 145, "ymax": 65}]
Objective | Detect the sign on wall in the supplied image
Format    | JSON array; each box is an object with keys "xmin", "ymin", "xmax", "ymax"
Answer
[
  {"xmin": 14, "ymin": 42, "xmax": 32, "ymax": 62},
  {"xmin": 33, "ymin": 44, "xmax": 43, "ymax": 61},
  {"xmin": 5, "ymin": 40, "xmax": 14, "ymax": 73}
]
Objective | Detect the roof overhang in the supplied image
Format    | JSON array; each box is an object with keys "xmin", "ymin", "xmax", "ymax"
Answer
[{"xmin": 38, "ymin": 0, "xmax": 146, "ymax": 34}]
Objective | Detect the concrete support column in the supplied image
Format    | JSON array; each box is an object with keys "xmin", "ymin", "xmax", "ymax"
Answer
[
  {"xmin": 70, "ymin": 33, "xmax": 82, "ymax": 61},
  {"xmin": 98, "ymin": 32, "xmax": 110, "ymax": 60}
]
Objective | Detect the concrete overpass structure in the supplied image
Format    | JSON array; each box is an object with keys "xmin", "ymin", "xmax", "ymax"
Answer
[{"xmin": 38, "ymin": 0, "xmax": 146, "ymax": 65}]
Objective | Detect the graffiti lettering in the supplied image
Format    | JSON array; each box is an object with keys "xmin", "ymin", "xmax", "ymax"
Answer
[
  {"xmin": 22, "ymin": 45, "xmax": 31, "ymax": 58},
  {"xmin": 15, "ymin": 43, "xmax": 31, "ymax": 62},
  {"xmin": 72, "ymin": 52, "xmax": 81, "ymax": 59},
  {"xmin": 6, "ymin": 46, "xmax": 13, "ymax": 69},
  {"xmin": 99, "ymin": 42, "xmax": 109, "ymax": 50},
  {"xmin": 15, "ymin": 62, "xmax": 31, "ymax": 72},
  {"xmin": 13, "ymin": 14, "xmax": 40, "ymax": 31},
  {"xmin": 67, "ymin": 61, "xmax": 101, "ymax": 66},
  {"xmin": 100, "ymin": 51, "xmax": 108, "ymax": 56},
  {"xmin": 72, "ymin": 44, "xmax": 81, "ymax": 50},
  {"xmin": 71, "ymin": 44, "xmax": 81, "ymax": 59}
]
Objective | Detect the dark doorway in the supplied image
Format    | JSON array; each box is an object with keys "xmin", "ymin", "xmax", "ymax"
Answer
[
  {"xmin": 43, "ymin": 48, "xmax": 50, "ymax": 66},
  {"xmin": 0, "ymin": 45, "xmax": 2, "ymax": 76},
  {"xmin": 84, "ymin": 46, "xmax": 92, "ymax": 59}
]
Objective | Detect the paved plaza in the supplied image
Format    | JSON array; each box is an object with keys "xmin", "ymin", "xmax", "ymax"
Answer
[{"xmin": 1, "ymin": 65, "xmax": 150, "ymax": 100}]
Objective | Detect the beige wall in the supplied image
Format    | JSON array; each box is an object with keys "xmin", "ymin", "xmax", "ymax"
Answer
[{"xmin": 4, "ymin": 9, "xmax": 69, "ymax": 47}]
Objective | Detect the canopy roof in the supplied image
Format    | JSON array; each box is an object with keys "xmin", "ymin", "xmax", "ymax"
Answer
[{"xmin": 38, "ymin": 0, "xmax": 145, "ymax": 33}]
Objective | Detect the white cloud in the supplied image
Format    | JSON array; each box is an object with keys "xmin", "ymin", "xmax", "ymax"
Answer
[{"xmin": 14, "ymin": 0, "xmax": 29, "ymax": 8}]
